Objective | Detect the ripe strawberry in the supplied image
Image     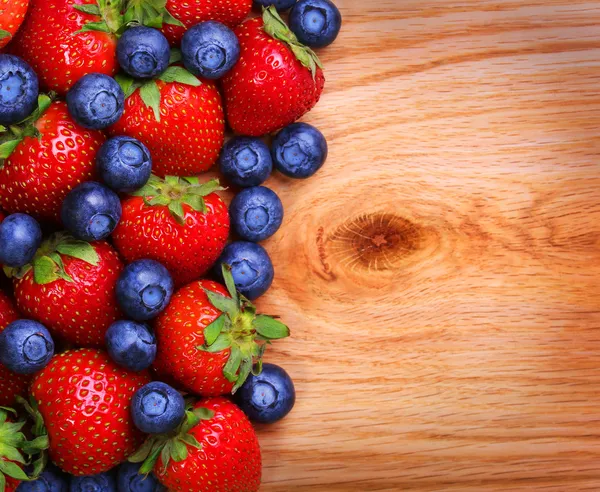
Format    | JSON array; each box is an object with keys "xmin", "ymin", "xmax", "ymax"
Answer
[
  {"xmin": 29, "ymin": 348, "xmax": 151, "ymax": 476},
  {"xmin": 109, "ymin": 66, "xmax": 225, "ymax": 176},
  {"xmin": 131, "ymin": 397, "xmax": 261, "ymax": 492},
  {"xmin": 112, "ymin": 175, "xmax": 229, "ymax": 286},
  {"xmin": 7, "ymin": 233, "xmax": 123, "ymax": 346},
  {"xmin": 0, "ymin": 98, "xmax": 105, "ymax": 222},
  {"xmin": 222, "ymin": 7, "xmax": 325, "ymax": 136},
  {"xmin": 0, "ymin": 0, "xmax": 29, "ymax": 49},
  {"xmin": 153, "ymin": 264, "xmax": 289, "ymax": 395}
]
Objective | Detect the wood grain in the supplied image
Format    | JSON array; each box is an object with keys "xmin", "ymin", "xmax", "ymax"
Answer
[{"xmin": 251, "ymin": 1, "xmax": 600, "ymax": 490}]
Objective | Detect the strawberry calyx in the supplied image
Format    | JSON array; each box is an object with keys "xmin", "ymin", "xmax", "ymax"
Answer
[
  {"xmin": 0, "ymin": 30, "xmax": 10, "ymax": 40},
  {"xmin": 128, "ymin": 400, "xmax": 214, "ymax": 474},
  {"xmin": 0, "ymin": 406, "xmax": 38, "ymax": 488},
  {"xmin": 121, "ymin": 0, "xmax": 184, "ymax": 30},
  {"xmin": 3, "ymin": 232, "xmax": 100, "ymax": 285},
  {"xmin": 73, "ymin": 0, "xmax": 126, "ymax": 35},
  {"xmin": 130, "ymin": 175, "xmax": 225, "ymax": 224},
  {"xmin": 262, "ymin": 6, "xmax": 323, "ymax": 79},
  {"xmin": 14, "ymin": 397, "xmax": 50, "ymax": 480},
  {"xmin": 198, "ymin": 264, "xmax": 291, "ymax": 393}
]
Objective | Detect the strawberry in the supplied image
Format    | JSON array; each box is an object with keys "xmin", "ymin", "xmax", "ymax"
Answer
[
  {"xmin": 0, "ymin": 97, "xmax": 105, "ymax": 223},
  {"xmin": 222, "ymin": 7, "xmax": 325, "ymax": 136},
  {"xmin": 0, "ymin": 0, "xmax": 29, "ymax": 49},
  {"xmin": 109, "ymin": 64, "xmax": 225, "ymax": 176},
  {"xmin": 6, "ymin": 232, "xmax": 123, "ymax": 346},
  {"xmin": 28, "ymin": 348, "xmax": 150, "ymax": 476},
  {"xmin": 130, "ymin": 397, "xmax": 261, "ymax": 492},
  {"xmin": 153, "ymin": 264, "xmax": 290, "ymax": 396},
  {"xmin": 112, "ymin": 175, "xmax": 229, "ymax": 286}
]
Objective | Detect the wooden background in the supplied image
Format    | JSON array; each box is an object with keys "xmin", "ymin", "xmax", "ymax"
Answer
[{"xmin": 254, "ymin": 1, "xmax": 600, "ymax": 490}]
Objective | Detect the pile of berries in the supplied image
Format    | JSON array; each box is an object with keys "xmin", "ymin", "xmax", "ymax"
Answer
[{"xmin": 0, "ymin": 0, "xmax": 341, "ymax": 489}]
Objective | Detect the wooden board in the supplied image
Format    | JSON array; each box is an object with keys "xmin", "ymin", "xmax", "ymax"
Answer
[{"xmin": 255, "ymin": 1, "xmax": 600, "ymax": 490}]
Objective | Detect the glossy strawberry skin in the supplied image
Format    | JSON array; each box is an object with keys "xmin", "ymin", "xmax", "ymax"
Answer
[
  {"xmin": 10, "ymin": 0, "xmax": 118, "ymax": 95},
  {"xmin": 155, "ymin": 398, "xmax": 261, "ymax": 492},
  {"xmin": 153, "ymin": 280, "xmax": 234, "ymax": 396},
  {"xmin": 0, "ymin": 0, "xmax": 29, "ymax": 49},
  {"xmin": 112, "ymin": 195, "xmax": 229, "ymax": 287},
  {"xmin": 108, "ymin": 81, "xmax": 224, "ymax": 177},
  {"xmin": 0, "ymin": 101, "xmax": 105, "ymax": 222},
  {"xmin": 162, "ymin": 0, "xmax": 251, "ymax": 46},
  {"xmin": 14, "ymin": 241, "xmax": 123, "ymax": 347},
  {"xmin": 31, "ymin": 349, "xmax": 150, "ymax": 476},
  {"xmin": 222, "ymin": 17, "xmax": 325, "ymax": 136}
]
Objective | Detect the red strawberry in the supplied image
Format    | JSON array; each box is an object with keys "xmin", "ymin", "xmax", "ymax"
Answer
[
  {"xmin": 222, "ymin": 7, "xmax": 325, "ymax": 136},
  {"xmin": 109, "ymin": 68, "xmax": 225, "ymax": 176},
  {"xmin": 0, "ymin": 290, "xmax": 18, "ymax": 330},
  {"xmin": 29, "ymin": 348, "xmax": 150, "ymax": 475},
  {"xmin": 8, "ymin": 233, "xmax": 123, "ymax": 346},
  {"xmin": 0, "ymin": 0, "xmax": 29, "ymax": 49},
  {"xmin": 0, "ymin": 98, "xmax": 105, "ymax": 222},
  {"xmin": 131, "ymin": 397, "xmax": 261, "ymax": 492},
  {"xmin": 112, "ymin": 175, "xmax": 229, "ymax": 286},
  {"xmin": 153, "ymin": 264, "xmax": 289, "ymax": 395}
]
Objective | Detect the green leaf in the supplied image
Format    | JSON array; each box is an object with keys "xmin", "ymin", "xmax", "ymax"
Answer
[
  {"xmin": 115, "ymin": 73, "xmax": 141, "ymax": 99},
  {"xmin": 22, "ymin": 435, "xmax": 49, "ymax": 454},
  {"xmin": 0, "ymin": 470, "xmax": 5, "ymax": 492},
  {"xmin": 180, "ymin": 410, "xmax": 199, "ymax": 435},
  {"xmin": 182, "ymin": 176, "xmax": 198, "ymax": 185},
  {"xmin": 140, "ymin": 441, "xmax": 163, "ymax": 475},
  {"xmin": 179, "ymin": 434, "xmax": 201, "ymax": 449},
  {"xmin": 198, "ymin": 333, "xmax": 231, "ymax": 353},
  {"xmin": 223, "ymin": 345, "xmax": 242, "ymax": 383},
  {"xmin": 0, "ymin": 444, "xmax": 25, "ymax": 465},
  {"xmin": 193, "ymin": 407, "xmax": 214, "ymax": 420},
  {"xmin": 164, "ymin": 9, "xmax": 184, "ymax": 27},
  {"xmin": 32, "ymin": 453, "xmax": 48, "ymax": 479},
  {"xmin": 204, "ymin": 290, "xmax": 237, "ymax": 317},
  {"xmin": 181, "ymin": 194, "xmax": 206, "ymax": 213},
  {"xmin": 164, "ymin": 176, "xmax": 179, "ymax": 186},
  {"xmin": 233, "ymin": 358, "xmax": 253, "ymax": 393},
  {"xmin": 0, "ymin": 29, "xmax": 10, "ymax": 40},
  {"xmin": 139, "ymin": 81, "xmax": 162, "ymax": 122},
  {"xmin": 160, "ymin": 441, "xmax": 171, "ymax": 471},
  {"xmin": 189, "ymin": 179, "xmax": 224, "ymax": 197},
  {"xmin": 159, "ymin": 66, "xmax": 201, "ymax": 87},
  {"xmin": 168, "ymin": 200, "xmax": 184, "ymax": 221},
  {"xmin": 171, "ymin": 439, "xmax": 188, "ymax": 462},
  {"xmin": 251, "ymin": 358, "xmax": 263, "ymax": 376},
  {"xmin": 220, "ymin": 264, "xmax": 239, "ymax": 305},
  {"xmin": 77, "ymin": 21, "xmax": 111, "ymax": 33},
  {"xmin": 37, "ymin": 94, "xmax": 52, "ymax": 117},
  {"xmin": 0, "ymin": 461, "xmax": 28, "ymax": 480},
  {"xmin": 0, "ymin": 139, "xmax": 22, "ymax": 160},
  {"xmin": 73, "ymin": 3, "xmax": 101, "ymax": 15},
  {"xmin": 128, "ymin": 437, "xmax": 155, "ymax": 463},
  {"xmin": 146, "ymin": 195, "xmax": 170, "ymax": 207},
  {"xmin": 204, "ymin": 314, "xmax": 225, "ymax": 346},
  {"xmin": 56, "ymin": 240, "xmax": 99, "ymax": 266},
  {"xmin": 33, "ymin": 256, "xmax": 59, "ymax": 285},
  {"xmin": 130, "ymin": 181, "xmax": 159, "ymax": 198},
  {"xmin": 253, "ymin": 315, "xmax": 290, "ymax": 340}
]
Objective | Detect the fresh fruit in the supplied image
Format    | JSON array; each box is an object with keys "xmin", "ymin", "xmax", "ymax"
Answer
[
  {"xmin": 0, "ymin": 291, "xmax": 18, "ymax": 330},
  {"xmin": 0, "ymin": 0, "xmax": 30, "ymax": 49},
  {"xmin": 222, "ymin": 7, "xmax": 325, "ymax": 136},
  {"xmin": 105, "ymin": 320, "xmax": 157, "ymax": 372},
  {"xmin": 8, "ymin": 233, "xmax": 123, "ymax": 346},
  {"xmin": 116, "ymin": 259, "xmax": 173, "ymax": 321},
  {"xmin": 219, "ymin": 137, "xmax": 272, "ymax": 188},
  {"xmin": 0, "ymin": 319, "xmax": 54, "ymax": 374},
  {"xmin": 130, "ymin": 398, "xmax": 261, "ymax": 492},
  {"xmin": 117, "ymin": 27, "xmax": 170, "ymax": 80},
  {"xmin": 0, "ymin": 213, "xmax": 42, "ymax": 268},
  {"xmin": 66, "ymin": 73, "xmax": 125, "ymax": 130},
  {"xmin": 0, "ymin": 99, "xmax": 105, "ymax": 222},
  {"xmin": 96, "ymin": 136, "xmax": 152, "ymax": 193},
  {"xmin": 289, "ymin": 0, "xmax": 342, "ymax": 48},
  {"xmin": 112, "ymin": 176, "xmax": 229, "ymax": 287},
  {"xmin": 215, "ymin": 241, "xmax": 274, "ymax": 300},
  {"xmin": 253, "ymin": 0, "xmax": 296, "ymax": 10},
  {"xmin": 0, "ymin": 55, "xmax": 38, "ymax": 126},
  {"xmin": 235, "ymin": 362, "xmax": 296, "ymax": 423},
  {"xmin": 0, "ymin": 408, "xmax": 29, "ymax": 492},
  {"xmin": 109, "ymin": 67, "xmax": 225, "ymax": 176},
  {"xmin": 153, "ymin": 264, "xmax": 289, "ymax": 396},
  {"xmin": 131, "ymin": 381, "xmax": 185, "ymax": 434},
  {"xmin": 69, "ymin": 471, "xmax": 116, "ymax": 491},
  {"xmin": 14, "ymin": 464, "xmax": 69, "ymax": 492},
  {"xmin": 230, "ymin": 186, "xmax": 284, "ymax": 242},
  {"xmin": 29, "ymin": 348, "xmax": 151, "ymax": 476},
  {"xmin": 116, "ymin": 462, "xmax": 164, "ymax": 492},
  {"xmin": 271, "ymin": 121, "xmax": 327, "ymax": 178},
  {"xmin": 181, "ymin": 21, "xmax": 240, "ymax": 80}
]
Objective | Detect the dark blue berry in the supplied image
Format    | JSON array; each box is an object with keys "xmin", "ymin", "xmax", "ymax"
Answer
[
  {"xmin": 0, "ymin": 54, "xmax": 39, "ymax": 125},
  {"xmin": 253, "ymin": 0, "xmax": 296, "ymax": 11},
  {"xmin": 219, "ymin": 137, "xmax": 272, "ymax": 187},
  {"xmin": 96, "ymin": 136, "xmax": 152, "ymax": 193},
  {"xmin": 116, "ymin": 462, "xmax": 164, "ymax": 492},
  {"xmin": 181, "ymin": 21, "xmax": 240, "ymax": 80},
  {"xmin": 16, "ymin": 465, "xmax": 69, "ymax": 492},
  {"xmin": 66, "ymin": 73, "xmax": 124, "ymax": 129},
  {"xmin": 105, "ymin": 320, "xmax": 157, "ymax": 372},
  {"xmin": 0, "ymin": 319, "xmax": 54, "ymax": 375},
  {"xmin": 131, "ymin": 382, "xmax": 185, "ymax": 434},
  {"xmin": 0, "ymin": 213, "xmax": 42, "ymax": 268},
  {"xmin": 60, "ymin": 182, "xmax": 122, "ymax": 242},
  {"xmin": 289, "ymin": 0, "xmax": 341, "ymax": 48},
  {"xmin": 117, "ymin": 27, "xmax": 170, "ymax": 80},
  {"xmin": 272, "ymin": 122, "xmax": 327, "ymax": 178},
  {"xmin": 116, "ymin": 260, "xmax": 174, "ymax": 321},
  {"xmin": 69, "ymin": 472, "xmax": 116, "ymax": 492},
  {"xmin": 230, "ymin": 186, "xmax": 283, "ymax": 242}
]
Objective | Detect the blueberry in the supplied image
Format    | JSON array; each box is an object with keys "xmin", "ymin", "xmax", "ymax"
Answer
[
  {"xmin": 66, "ymin": 73, "xmax": 124, "ymax": 129},
  {"xmin": 181, "ymin": 21, "xmax": 240, "ymax": 80},
  {"xmin": 116, "ymin": 462, "xmax": 165, "ymax": 492},
  {"xmin": 105, "ymin": 320, "xmax": 157, "ymax": 372},
  {"xmin": 215, "ymin": 241, "xmax": 274, "ymax": 300},
  {"xmin": 0, "ymin": 320, "xmax": 54, "ymax": 375},
  {"xmin": 0, "ymin": 54, "xmax": 39, "ymax": 125},
  {"xmin": 289, "ymin": 0, "xmax": 341, "ymax": 48},
  {"xmin": 117, "ymin": 27, "xmax": 170, "ymax": 80},
  {"xmin": 272, "ymin": 122, "xmax": 327, "ymax": 178},
  {"xmin": 70, "ymin": 472, "xmax": 116, "ymax": 492},
  {"xmin": 116, "ymin": 260, "xmax": 174, "ymax": 321},
  {"xmin": 253, "ymin": 0, "xmax": 296, "ymax": 11},
  {"xmin": 235, "ymin": 363, "xmax": 295, "ymax": 423},
  {"xmin": 131, "ymin": 382, "xmax": 185, "ymax": 434},
  {"xmin": 219, "ymin": 137, "xmax": 272, "ymax": 187},
  {"xmin": 16, "ymin": 464, "xmax": 69, "ymax": 492},
  {"xmin": 61, "ymin": 182, "xmax": 122, "ymax": 242},
  {"xmin": 0, "ymin": 213, "xmax": 42, "ymax": 268},
  {"xmin": 230, "ymin": 186, "xmax": 283, "ymax": 242},
  {"xmin": 97, "ymin": 136, "xmax": 152, "ymax": 193}
]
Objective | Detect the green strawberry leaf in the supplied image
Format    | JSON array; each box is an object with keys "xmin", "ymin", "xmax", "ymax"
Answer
[
  {"xmin": 0, "ymin": 139, "xmax": 22, "ymax": 160},
  {"xmin": 252, "ymin": 315, "xmax": 290, "ymax": 339},
  {"xmin": 73, "ymin": 3, "xmax": 101, "ymax": 15},
  {"xmin": 37, "ymin": 94, "xmax": 52, "ymax": 117},
  {"xmin": 198, "ymin": 333, "xmax": 231, "ymax": 353},
  {"xmin": 223, "ymin": 345, "xmax": 242, "ymax": 383},
  {"xmin": 77, "ymin": 21, "xmax": 111, "ymax": 33},
  {"xmin": 179, "ymin": 434, "xmax": 201, "ymax": 449},
  {"xmin": 146, "ymin": 195, "xmax": 170, "ymax": 207},
  {"xmin": 0, "ymin": 461, "xmax": 28, "ymax": 481},
  {"xmin": 31, "ymin": 453, "xmax": 48, "ymax": 479},
  {"xmin": 181, "ymin": 194, "xmax": 206, "ymax": 214},
  {"xmin": 170, "ymin": 439, "xmax": 188, "ymax": 462},
  {"xmin": 164, "ymin": 9, "xmax": 184, "ymax": 26},
  {"xmin": 0, "ymin": 29, "xmax": 10, "ymax": 40},
  {"xmin": 221, "ymin": 264, "xmax": 239, "ymax": 305},
  {"xmin": 160, "ymin": 441, "xmax": 171, "ymax": 471},
  {"xmin": 139, "ymin": 81, "xmax": 162, "ymax": 122},
  {"xmin": 115, "ymin": 73, "xmax": 142, "ymax": 99},
  {"xmin": 190, "ymin": 178, "xmax": 224, "ymax": 197},
  {"xmin": 204, "ymin": 290, "xmax": 237, "ymax": 317},
  {"xmin": 182, "ymin": 176, "xmax": 198, "ymax": 185},
  {"xmin": 0, "ymin": 444, "xmax": 25, "ymax": 465},
  {"xmin": 204, "ymin": 314, "xmax": 226, "ymax": 346},
  {"xmin": 55, "ymin": 239, "xmax": 99, "ymax": 266},
  {"xmin": 233, "ymin": 358, "xmax": 253, "ymax": 393},
  {"xmin": 168, "ymin": 201, "xmax": 185, "ymax": 224},
  {"xmin": 128, "ymin": 437, "xmax": 156, "ymax": 463},
  {"xmin": 193, "ymin": 407, "xmax": 214, "ymax": 420},
  {"xmin": 158, "ymin": 66, "xmax": 201, "ymax": 87},
  {"xmin": 33, "ymin": 256, "xmax": 59, "ymax": 285}
]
